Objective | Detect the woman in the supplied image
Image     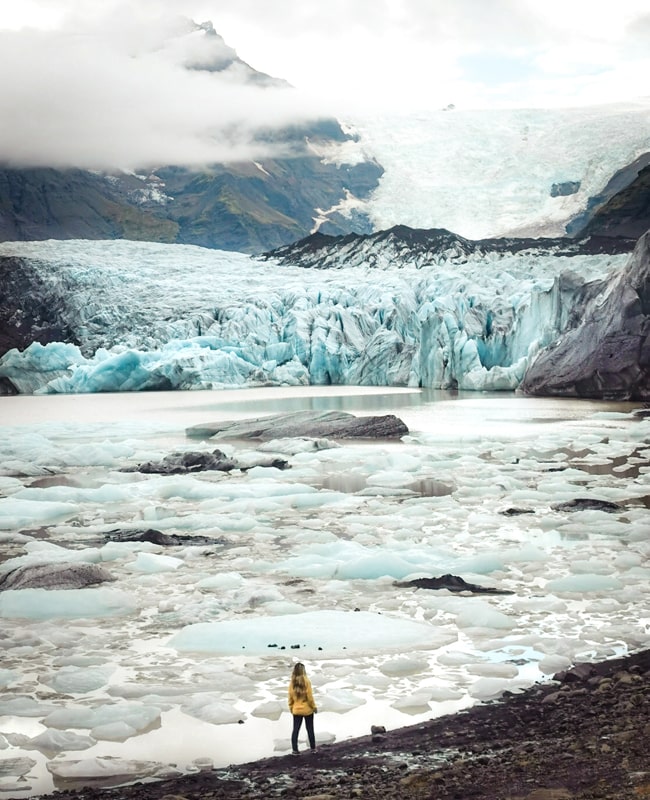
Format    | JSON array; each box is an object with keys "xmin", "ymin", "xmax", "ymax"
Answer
[{"xmin": 288, "ymin": 662, "xmax": 317, "ymax": 755}]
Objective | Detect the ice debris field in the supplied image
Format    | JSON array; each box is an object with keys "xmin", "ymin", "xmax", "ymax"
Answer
[{"xmin": 0, "ymin": 386, "xmax": 649, "ymax": 796}]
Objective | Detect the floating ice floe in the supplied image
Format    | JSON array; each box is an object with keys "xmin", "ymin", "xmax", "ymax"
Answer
[
  {"xmin": 41, "ymin": 665, "xmax": 115, "ymax": 694},
  {"xmin": 43, "ymin": 702, "xmax": 161, "ymax": 735},
  {"xmin": 46, "ymin": 756, "xmax": 181, "ymax": 782},
  {"xmin": 169, "ymin": 609, "xmax": 453, "ymax": 656},
  {"xmin": 27, "ymin": 730, "xmax": 97, "ymax": 754},
  {"xmin": 0, "ymin": 588, "xmax": 138, "ymax": 620}
]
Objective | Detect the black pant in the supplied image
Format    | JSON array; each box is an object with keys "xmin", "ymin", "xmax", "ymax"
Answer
[{"xmin": 291, "ymin": 713, "xmax": 315, "ymax": 751}]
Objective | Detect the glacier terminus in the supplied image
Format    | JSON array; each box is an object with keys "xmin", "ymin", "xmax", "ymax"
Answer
[{"xmin": 0, "ymin": 235, "xmax": 634, "ymax": 397}]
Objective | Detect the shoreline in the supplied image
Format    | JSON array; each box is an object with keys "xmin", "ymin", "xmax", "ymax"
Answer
[{"xmin": 36, "ymin": 647, "xmax": 650, "ymax": 800}]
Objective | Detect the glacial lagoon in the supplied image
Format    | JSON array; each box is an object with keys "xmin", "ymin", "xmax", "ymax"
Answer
[{"xmin": 0, "ymin": 386, "xmax": 648, "ymax": 796}]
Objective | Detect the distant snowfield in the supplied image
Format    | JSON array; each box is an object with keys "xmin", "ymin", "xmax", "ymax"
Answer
[
  {"xmin": 0, "ymin": 387, "xmax": 649, "ymax": 796},
  {"xmin": 350, "ymin": 102, "xmax": 650, "ymax": 237}
]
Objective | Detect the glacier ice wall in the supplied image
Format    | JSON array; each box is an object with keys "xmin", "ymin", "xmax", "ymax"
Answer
[{"xmin": 0, "ymin": 239, "xmax": 627, "ymax": 395}]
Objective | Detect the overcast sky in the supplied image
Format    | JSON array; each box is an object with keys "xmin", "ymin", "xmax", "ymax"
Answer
[{"xmin": 1, "ymin": 0, "xmax": 649, "ymax": 170}]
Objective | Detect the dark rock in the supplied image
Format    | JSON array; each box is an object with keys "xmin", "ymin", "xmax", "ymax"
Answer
[
  {"xmin": 567, "ymin": 153, "xmax": 650, "ymax": 240},
  {"xmin": 394, "ymin": 574, "xmax": 514, "ymax": 595},
  {"xmin": 553, "ymin": 663, "xmax": 597, "ymax": 683},
  {"xmin": 551, "ymin": 498, "xmax": 624, "ymax": 513},
  {"xmin": 120, "ymin": 449, "xmax": 289, "ymax": 475},
  {"xmin": 0, "ymin": 562, "xmax": 115, "ymax": 591},
  {"xmin": 121, "ymin": 448, "xmax": 239, "ymax": 474},
  {"xmin": 551, "ymin": 180, "xmax": 580, "ymax": 198},
  {"xmin": 104, "ymin": 529, "xmax": 222, "ymax": 547},
  {"xmin": 521, "ymin": 230, "xmax": 650, "ymax": 400},
  {"xmin": 186, "ymin": 410, "xmax": 408, "ymax": 441}
]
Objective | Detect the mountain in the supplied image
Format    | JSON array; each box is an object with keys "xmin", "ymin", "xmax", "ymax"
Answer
[
  {"xmin": 0, "ymin": 124, "xmax": 383, "ymax": 254},
  {"xmin": 264, "ymin": 225, "xmax": 636, "ymax": 271},
  {"xmin": 0, "ymin": 22, "xmax": 383, "ymax": 254}
]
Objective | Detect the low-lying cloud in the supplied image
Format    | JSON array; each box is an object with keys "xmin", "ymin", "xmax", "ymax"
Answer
[{"xmin": 0, "ymin": 14, "xmax": 328, "ymax": 171}]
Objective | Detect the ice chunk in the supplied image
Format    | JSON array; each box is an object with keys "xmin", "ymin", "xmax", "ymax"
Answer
[
  {"xmin": 537, "ymin": 655, "xmax": 572, "ymax": 675},
  {"xmin": 0, "ymin": 756, "xmax": 36, "ymax": 778},
  {"xmin": 379, "ymin": 658, "xmax": 429, "ymax": 677},
  {"xmin": 251, "ymin": 700, "xmax": 284, "ymax": 720},
  {"xmin": 29, "ymin": 729, "xmax": 96, "ymax": 754},
  {"xmin": 169, "ymin": 610, "xmax": 443, "ymax": 656},
  {"xmin": 0, "ymin": 588, "xmax": 138, "ymax": 620},
  {"xmin": 129, "ymin": 552, "xmax": 184, "ymax": 573},
  {"xmin": 455, "ymin": 602, "xmax": 516, "ymax": 630},
  {"xmin": 0, "ymin": 498, "xmax": 79, "ymax": 529},
  {"xmin": 181, "ymin": 696, "xmax": 244, "ymax": 725},
  {"xmin": 391, "ymin": 693, "xmax": 432, "ymax": 714},
  {"xmin": 427, "ymin": 685, "xmax": 464, "ymax": 701},
  {"xmin": 321, "ymin": 689, "xmax": 366, "ymax": 713},
  {"xmin": 44, "ymin": 702, "xmax": 161, "ymax": 733},
  {"xmin": 0, "ymin": 669, "xmax": 17, "ymax": 689},
  {"xmin": 196, "ymin": 572, "xmax": 244, "ymax": 591},
  {"xmin": 91, "ymin": 721, "xmax": 138, "ymax": 741},
  {"xmin": 466, "ymin": 662, "xmax": 519, "ymax": 678},
  {"xmin": 42, "ymin": 665, "xmax": 114, "ymax": 694},
  {"xmin": 0, "ymin": 696, "xmax": 58, "ymax": 717},
  {"xmin": 545, "ymin": 574, "xmax": 623, "ymax": 592},
  {"xmin": 46, "ymin": 756, "xmax": 180, "ymax": 782},
  {"xmin": 468, "ymin": 678, "xmax": 515, "ymax": 700}
]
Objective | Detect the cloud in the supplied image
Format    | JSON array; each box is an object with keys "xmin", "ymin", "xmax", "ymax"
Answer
[
  {"xmin": 0, "ymin": 8, "xmax": 330, "ymax": 171},
  {"xmin": 2, "ymin": 0, "xmax": 650, "ymax": 170}
]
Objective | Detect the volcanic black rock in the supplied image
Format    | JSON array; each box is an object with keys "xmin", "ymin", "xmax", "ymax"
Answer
[{"xmin": 186, "ymin": 410, "xmax": 409, "ymax": 440}]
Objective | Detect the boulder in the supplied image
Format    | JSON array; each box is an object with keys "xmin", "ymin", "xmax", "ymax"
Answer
[
  {"xmin": 105, "ymin": 529, "xmax": 222, "ymax": 547},
  {"xmin": 121, "ymin": 449, "xmax": 289, "ymax": 474},
  {"xmin": 186, "ymin": 410, "xmax": 409, "ymax": 441},
  {"xmin": 0, "ymin": 562, "xmax": 115, "ymax": 591},
  {"xmin": 552, "ymin": 498, "xmax": 624, "ymax": 513},
  {"xmin": 394, "ymin": 574, "xmax": 514, "ymax": 595},
  {"xmin": 521, "ymin": 230, "xmax": 650, "ymax": 400}
]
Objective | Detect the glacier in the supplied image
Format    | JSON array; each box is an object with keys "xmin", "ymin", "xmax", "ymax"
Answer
[
  {"xmin": 0, "ymin": 238, "xmax": 628, "ymax": 395},
  {"xmin": 351, "ymin": 102, "xmax": 650, "ymax": 238}
]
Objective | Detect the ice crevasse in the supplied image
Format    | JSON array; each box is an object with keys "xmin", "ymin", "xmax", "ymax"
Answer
[{"xmin": 0, "ymin": 239, "xmax": 626, "ymax": 394}]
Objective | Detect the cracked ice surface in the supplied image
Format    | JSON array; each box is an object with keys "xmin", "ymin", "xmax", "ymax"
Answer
[
  {"xmin": 0, "ymin": 238, "xmax": 630, "ymax": 395},
  {"xmin": 0, "ymin": 386, "xmax": 649, "ymax": 796}
]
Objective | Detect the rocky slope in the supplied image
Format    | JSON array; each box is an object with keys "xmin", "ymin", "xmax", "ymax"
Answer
[
  {"xmin": 521, "ymin": 229, "xmax": 650, "ymax": 399},
  {"xmin": 265, "ymin": 224, "xmax": 636, "ymax": 270},
  {"xmin": 566, "ymin": 152, "xmax": 650, "ymax": 240}
]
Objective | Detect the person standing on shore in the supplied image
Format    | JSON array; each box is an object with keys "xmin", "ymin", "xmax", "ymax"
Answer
[{"xmin": 288, "ymin": 662, "xmax": 317, "ymax": 755}]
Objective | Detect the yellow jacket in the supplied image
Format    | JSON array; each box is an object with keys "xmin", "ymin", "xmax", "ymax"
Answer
[{"xmin": 288, "ymin": 676, "xmax": 317, "ymax": 716}]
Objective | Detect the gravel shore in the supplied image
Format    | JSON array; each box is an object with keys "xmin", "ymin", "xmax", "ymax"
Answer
[{"xmin": 39, "ymin": 649, "xmax": 650, "ymax": 800}]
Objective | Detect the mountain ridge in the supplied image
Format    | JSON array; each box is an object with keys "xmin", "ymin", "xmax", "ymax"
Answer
[{"xmin": 0, "ymin": 21, "xmax": 383, "ymax": 254}]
